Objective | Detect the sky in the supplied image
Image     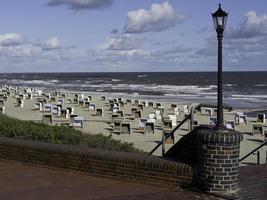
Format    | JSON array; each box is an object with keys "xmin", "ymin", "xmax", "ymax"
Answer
[{"xmin": 0, "ymin": 0, "xmax": 267, "ymax": 72}]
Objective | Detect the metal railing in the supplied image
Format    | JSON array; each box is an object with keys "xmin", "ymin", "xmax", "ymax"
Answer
[
  {"xmin": 239, "ymin": 141, "xmax": 267, "ymax": 163},
  {"xmin": 148, "ymin": 103, "xmax": 233, "ymax": 156},
  {"xmin": 148, "ymin": 113, "xmax": 191, "ymax": 156}
]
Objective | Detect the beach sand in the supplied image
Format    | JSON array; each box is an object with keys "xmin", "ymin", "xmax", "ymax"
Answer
[{"xmin": 2, "ymin": 88, "xmax": 267, "ymax": 165}]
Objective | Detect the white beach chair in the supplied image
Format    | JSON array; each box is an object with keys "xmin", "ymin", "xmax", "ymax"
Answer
[
  {"xmin": 0, "ymin": 106, "xmax": 5, "ymax": 114},
  {"xmin": 66, "ymin": 98, "xmax": 72, "ymax": 104},
  {"xmin": 73, "ymin": 116, "xmax": 84, "ymax": 128},
  {"xmin": 209, "ymin": 117, "xmax": 217, "ymax": 126},
  {"xmin": 138, "ymin": 118, "xmax": 148, "ymax": 132},
  {"xmin": 252, "ymin": 123, "xmax": 263, "ymax": 135},
  {"xmin": 148, "ymin": 101, "xmax": 154, "ymax": 108},
  {"xmin": 137, "ymin": 104, "xmax": 143, "ymax": 111},
  {"xmin": 169, "ymin": 114, "xmax": 177, "ymax": 127},
  {"xmin": 126, "ymin": 99, "xmax": 132, "ymax": 104},
  {"xmin": 117, "ymin": 110, "xmax": 124, "ymax": 117},
  {"xmin": 57, "ymin": 99, "xmax": 64, "ymax": 106},
  {"xmin": 134, "ymin": 100, "xmax": 140, "ymax": 105},
  {"xmin": 174, "ymin": 107, "xmax": 180, "ymax": 116},
  {"xmin": 113, "ymin": 118, "xmax": 123, "ymax": 133},
  {"xmin": 225, "ymin": 121, "xmax": 235, "ymax": 130},
  {"xmin": 60, "ymin": 109, "xmax": 69, "ymax": 119},
  {"xmin": 141, "ymin": 101, "xmax": 148, "ymax": 108},
  {"xmin": 156, "ymin": 103, "xmax": 162, "ymax": 109},
  {"xmin": 17, "ymin": 99, "xmax": 24, "ymax": 108},
  {"xmin": 171, "ymin": 104, "xmax": 177, "ymax": 110},
  {"xmin": 201, "ymin": 107, "xmax": 214, "ymax": 116},
  {"xmin": 44, "ymin": 104, "xmax": 52, "ymax": 113},
  {"xmin": 120, "ymin": 122, "xmax": 131, "ymax": 134},
  {"xmin": 42, "ymin": 114, "xmax": 52, "ymax": 125},
  {"xmin": 134, "ymin": 110, "xmax": 142, "ymax": 119},
  {"xmin": 257, "ymin": 114, "xmax": 266, "ymax": 123},
  {"xmin": 148, "ymin": 113, "xmax": 155, "ymax": 120},
  {"xmin": 96, "ymin": 109, "xmax": 103, "ymax": 117},
  {"xmin": 163, "ymin": 118, "xmax": 172, "ymax": 130},
  {"xmin": 52, "ymin": 106, "xmax": 61, "ymax": 117},
  {"xmin": 155, "ymin": 110, "xmax": 162, "ymax": 120},
  {"xmin": 33, "ymin": 102, "xmax": 42, "ymax": 111},
  {"xmin": 80, "ymin": 94, "xmax": 84, "ymax": 100},
  {"xmin": 131, "ymin": 108, "xmax": 137, "ymax": 116},
  {"xmin": 112, "ymin": 106, "xmax": 119, "ymax": 113},
  {"xmin": 89, "ymin": 104, "xmax": 96, "ymax": 111},
  {"xmin": 84, "ymin": 101, "xmax": 90, "ymax": 108},
  {"xmin": 145, "ymin": 122, "xmax": 155, "ymax": 134},
  {"xmin": 183, "ymin": 105, "xmax": 190, "ymax": 114},
  {"xmin": 66, "ymin": 107, "xmax": 74, "ymax": 115},
  {"xmin": 235, "ymin": 112, "xmax": 247, "ymax": 125},
  {"xmin": 27, "ymin": 93, "xmax": 33, "ymax": 99},
  {"xmin": 0, "ymin": 100, "xmax": 4, "ymax": 106}
]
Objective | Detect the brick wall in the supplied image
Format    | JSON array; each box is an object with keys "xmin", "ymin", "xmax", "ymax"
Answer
[{"xmin": 0, "ymin": 137, "xmax": 193, "ymax": 187}]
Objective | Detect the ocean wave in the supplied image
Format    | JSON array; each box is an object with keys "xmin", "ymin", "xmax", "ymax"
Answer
[
  {"xmin": 11, "ymin": 79, "xmax": 55, "ymax": 86},
  {"xmin": 231, "ymin": 94, "xmax": 267, "ymax": 99},
  {"xmin": 225, "ymin": 84, "xmax": 237, "ymax": 87},
  {"xmin": 198, "ymin": 92, "xmax": 217, "ymax": 95},
  {"xmin": 164, "ymin": 94, "xmax": 200, "ymax": 97},
  {"xmin": 49, "ymin": 79, "xmax": 59, "ymax": 83},
  {"xmin": 111, "ymin": 79, "xmax": 121, "ymax": 82},
  {"xmin": 72, "ymin": 83, "xmax": 217, "ymax": 95},
  {"xmin": 138, "ymin": 74, "xmax": 148, "ymax": 78},
  {"xmin": 227, "ymin": 97, "xmax": 264, "ymax": 103}
]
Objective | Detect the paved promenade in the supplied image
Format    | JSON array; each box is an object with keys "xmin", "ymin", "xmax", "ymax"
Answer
[{"xmin": 0, "ymin": 159, "xmax": 266, "ymax": 200}]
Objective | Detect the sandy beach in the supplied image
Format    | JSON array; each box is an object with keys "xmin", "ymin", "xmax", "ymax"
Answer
[{"xmin": 1, "ymin": 86, "xmax": 267, "ymax": 165}]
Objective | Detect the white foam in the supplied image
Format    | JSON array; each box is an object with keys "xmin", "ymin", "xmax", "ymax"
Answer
[
  {"xmin": 225, "ymin": 84, "xmax": 237, "ymax": 87},
  {"xmin": 232, "ymin": 94, "xmax": 267, "ymax": 99},
  {"xmin": 49, "ymin": 79, "xmax": 59, "ymax": 83},
  {"xmin": 111, "ymin": 79, "xmax": 121, "ymax": 82},
  {"xmin": 138, "ymin": 74, "xmax": 148, "ymax": 78},
  {"xmin": 11, "ymin": 80, "xmax": 55, "ymax": 86}
]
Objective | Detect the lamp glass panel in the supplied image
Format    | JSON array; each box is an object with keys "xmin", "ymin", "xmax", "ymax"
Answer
[{"xmin": 223, "ymin": 15, "xmax": 228, "ymax": 29}]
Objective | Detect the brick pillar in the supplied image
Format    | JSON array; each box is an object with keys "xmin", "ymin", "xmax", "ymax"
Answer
[{"xmin": 196, "ymin": 128, "xmax": 243, "ymax": 193}]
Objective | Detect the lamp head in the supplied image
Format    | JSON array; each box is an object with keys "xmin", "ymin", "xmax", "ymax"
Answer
[{"xmin": 211, "ymin": 4, "xmax": 228, "ymax": 34}]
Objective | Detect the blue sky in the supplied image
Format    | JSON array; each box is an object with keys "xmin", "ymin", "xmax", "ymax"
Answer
[{"xmin": 0, "ymin": 0, "xmax": 266, "ymax": 72}]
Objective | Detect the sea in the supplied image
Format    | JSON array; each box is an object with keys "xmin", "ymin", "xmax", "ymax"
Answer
[{"xmin": 0, "ymin": 72, "xmax": 266, "ymax": 109}]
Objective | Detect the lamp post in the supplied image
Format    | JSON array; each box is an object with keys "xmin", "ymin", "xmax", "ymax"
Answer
[{"xmin": 211, "ymin": 4, "xmax": 228, "ymax": 130}]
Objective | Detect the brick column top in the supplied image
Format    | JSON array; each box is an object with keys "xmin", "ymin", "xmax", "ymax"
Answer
[{"xmin": 197, "ymin": 128, "xmax": 243, "ymax": 143}]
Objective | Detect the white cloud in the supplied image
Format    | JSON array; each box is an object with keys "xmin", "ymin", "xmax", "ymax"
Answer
[
  {"xmin": 124, "ymin": 1, "xmax": 186, "ymax": 33},
  {"xmin": 46, "ymin": 0, "xmax": 113, "ymax": 10},
  {"xmin": 0, "ymin": 44, "xmax": 41, "ymax": 58},
  {"xmin": 193, "ymin": 10, "xmax": 267, "ymax": 70},
  {"xmin": 0, "ymin": 33, "xmax": 79, "ymax": 68},
  {"xmin": 42, "ymin": 37, "xmax": 61, "ymax": 50},
  {"xmin": 116, "ymin": 49, "xmax": 150, "ymax": 57},
  {"xmin": 228, "ymin": 11, "xmax": 267, "ymax": 38},
  {"xmin": 0, "ymin": 33, "xmax": 40, "ymax": 58},
  {"xmin": 0, "ymin": 33, "xmax": 25, "ymax": 46},
  {"xmin": 107, "ymin": 34, "xmax": 142, "ymax": 51}
]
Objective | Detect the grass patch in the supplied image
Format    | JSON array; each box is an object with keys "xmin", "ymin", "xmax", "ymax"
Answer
[{"xmin": 0, "ymin": 115, "xmax": 141, "ymax": 153}]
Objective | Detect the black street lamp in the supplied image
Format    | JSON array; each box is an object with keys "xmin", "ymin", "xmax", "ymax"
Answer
[{"xmin": 211, "ymin": 4, "xmax": 228, "ymax": 130}]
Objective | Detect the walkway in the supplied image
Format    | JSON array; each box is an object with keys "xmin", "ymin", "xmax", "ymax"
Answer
[{"xmin": 0, "ymin": 160, "xmax": 266, "ymax": 199}]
